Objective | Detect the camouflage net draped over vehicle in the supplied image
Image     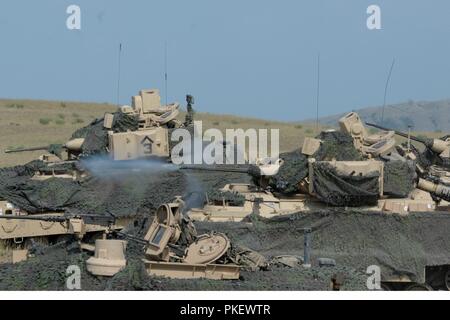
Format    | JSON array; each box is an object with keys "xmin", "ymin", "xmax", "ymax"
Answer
[
  {"xmin": 0, "ymin": 160, "xmax": 188, "ymax": 216},
  {"xmin": 196, "ymin": 210, "xmax": 450, "ymax": 284},
  {"xmin": 268, "ymin": 131, "xmax": 364, "ymax": 195},
  {"xmin": 206, "ymin": 189, "xmax": 246, "ymax": 206},
  {"xmin": 70, "ymin": 112, "xmax": 140, "ymax": 156},
  {"xmin": 0, "ymin": 160, "xmax": 252, "ymax": 217},
  {"xmin": 266, "ymin": 131, "xmax": 416, "ymax": 205},
  {"xmin": 383, "ymin": 160, "xmax": 416, "ymax": 198},
  {"xmin": 311, "ymin": 162, "xmax": 380, "ymax": 206}
]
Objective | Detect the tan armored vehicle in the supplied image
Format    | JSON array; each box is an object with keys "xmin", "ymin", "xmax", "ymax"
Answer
[
  {"xmin": 105, "ymin": 89, "xmax": 183, "ymax": 160},
  {"xmin": 186, "ymin": 111, "xmax": 449, "ymax": 223},
  {"xmin": 86, "ymin": 198, "xmax": 240, "ymax": 280},
  {"xmin": 0, "ymin": 200, "xmax": 131, "ymax": 264},
  {"xmin": 188, "ymin": 183, "xmax": 318, "ymax": 222},
  {"xmin": 4, "ymin": 88, "xmax": 190, "ymax": 165}
]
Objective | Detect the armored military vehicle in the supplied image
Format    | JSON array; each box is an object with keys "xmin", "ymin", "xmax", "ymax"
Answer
[
  {"xmin": 4, "ymin": 88, "xmax": 194, "ymax": 165},
  {"xmin": 183, "ymin": 112, "xmax": 441, "ymax": 221},
  {"xmin": 86, "ymin": 198, "xmax": 241, "ymax": 280},
  {"xmin": 0, "ymin": 199, "xmax": 131, "ymax": 264},
  {"xmin": 179, "ymin": 112, "xmax": 450, "ymax": 290}
]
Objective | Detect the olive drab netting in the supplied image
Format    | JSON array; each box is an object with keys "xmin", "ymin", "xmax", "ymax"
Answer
[
  {"xmin": 313, "ymin": 131, "xmax": 363, "ymax": 161},
  {"xmin": 266, "ymin": 131, "xmax": 417, "ymax": 206},
  {"xmin": 267, "ymin": 131, "xmax": 365, "ymax": 197},
  {"xmin": 310, "ymin": 162, "xmax": 380, "ymax": 207},
  {"xmin": 383, "ymin": 160, "xmax": 416, "ymax": 198},
  {"xmin": 267, "ymin": 149, "xmax": 309, "ymax": 194},
  {"xmin": 0, "ymin": 160, "xmax": 189, "ymax": 216},
  {"xmin": 196, "ymin": 211, "xmax": 450, "ymax": 284},
  {"xmin": 206, "ymin": 189, "xmax": 246, "ymax": 207},
  {"xmin": 70, "ymin": 112, "xmax": 140, "ymax": 157}
]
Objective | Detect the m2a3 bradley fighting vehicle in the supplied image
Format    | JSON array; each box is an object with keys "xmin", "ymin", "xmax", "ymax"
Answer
[
  {"xmin": 4, "ymin": 88, "xmax": 195, "ymax": 172},
  {"xmin": 185, "ymin": 111, "xmax": 450, "ymax": 222},
  {"xmin": 0, "ymin": 88, "xmax": 191, "ymax": 263},
  {"xmin": 183, "ymin": 112, "xmax": 450, "ymax": 290}
]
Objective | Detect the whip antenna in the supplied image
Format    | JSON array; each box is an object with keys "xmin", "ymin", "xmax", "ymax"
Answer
[
  {"xmin": 315, "ymin": 53, "xmax": 321, "ymax": 134},
  {"xmin": 164, "ymin": 42, "xmax": 168, "ymax": 105},
  {"xmin": 116, "ymin": 43, "xmax": 122, "ymax": 107},
  {"xmin": 381, "ymin": 58, "xmax": 395, "ymax": 124}
]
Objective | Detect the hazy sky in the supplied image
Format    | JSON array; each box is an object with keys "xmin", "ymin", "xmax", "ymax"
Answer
[{"xmin": 0, "ymin": 0, "xmax": 449, "ymax": 121}]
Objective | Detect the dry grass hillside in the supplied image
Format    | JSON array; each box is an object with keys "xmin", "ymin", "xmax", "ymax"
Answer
[{"xmin": 0, "ymin": 99, "xmax": 329, "ymax": 167}]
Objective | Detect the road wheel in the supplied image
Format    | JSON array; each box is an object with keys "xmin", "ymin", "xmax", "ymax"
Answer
[
  {"xmin": 444, "ymin": 269, "xmax": 450, "ymax": 291},
  {"xmin": 405, "ymin": 283, "xmax": 433, "ymax": 291}
]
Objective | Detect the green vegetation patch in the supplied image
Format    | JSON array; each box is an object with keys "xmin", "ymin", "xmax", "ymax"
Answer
[
  {"xmin": 39, "ymin": 118, "xmax": 52, "ymax": 125},
  {"xmin": 5, "ymin": 103, "xmax": 25, "ymax": 109}
]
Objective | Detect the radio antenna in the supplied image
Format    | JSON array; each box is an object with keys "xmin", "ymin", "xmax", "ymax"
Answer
[
  {"xmin": 164, "ymin": 42, "xmax": 168, "ymax": 106},
  {"xmin": 116, "ymin": 43, "xmax": 122, "ymax": 107},
  {"xmin": 315, "ymin": 53, "xmax": 321, "ymax": 134},
  {"xmin": 380, "ymin": 58, "xmax": 395, "ymax": 124}
]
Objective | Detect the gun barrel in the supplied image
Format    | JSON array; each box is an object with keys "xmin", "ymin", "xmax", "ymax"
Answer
[
  {"xmin": 365, "ymin": 122, "xmax": 430, "ymax": 145},
  {"xmin": 0, "ymin": 215, "xmax": 67, "ymax": 222},
  {"xmin": 0, "ymin": 213, "xmax": 114, "ymax": 224},
  {"xmin": 4, "ymin": 145, "xmax": 50, "ymax": 154}
]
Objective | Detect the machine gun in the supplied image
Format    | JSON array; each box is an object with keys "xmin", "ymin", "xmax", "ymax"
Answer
[
  {"xmin": 0, "ymin": 213, "xmax": 115, "ymax": 226},
  {"xmin": 365, "ymin": 122, "xmax": 450, "ymax": 155}
]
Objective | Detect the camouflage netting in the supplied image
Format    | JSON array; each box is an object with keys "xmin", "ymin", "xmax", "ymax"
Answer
[
  {"xmin": 314, "ymin": 131, "xmax": 363, "ymax": 161},
  {"xmin": 266, "ymin": 149, "xmax": 308, "ymax": 194},
  {"xmin": 310, "ymin": 162, "xmax": 380, "ymax": 207},
  {"xmin": 0, "ymin": 160, "xmax": 252, "ymax": 217},
  {"xmin": 407, "ymin": 143, "xmax": 435, "ymax": 171},
  {"xmin": 267, "ymin": 131, "xmax": 364, "ymax": 196},
  {"xmin": 0, "ymin": 243, "xmax": 367, "ymax": 290},
  {"xmin": 266, "ymin": 131, "xmax": 417, "ymax": 205},
  {"xmin": 206, "ymin": 189, "xmax": 246, "ymax": 206},
  {"xmin": 4, "ymin": 209, "xmax": 450, "ymax": 290},
  {"xmin": 70, "ymin": 112, "xmax": 140, "ymax": 156},
  {"xmin": 0, "ymin": 160, "xmax": 188, "ymax": 216},
  {"xmin": 383, "ymin": 160, "xmax": 416, "ymax": 197},
  {"xmin": 196, "ymin": 210, "xmax": 450, "ymax": 284}
]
